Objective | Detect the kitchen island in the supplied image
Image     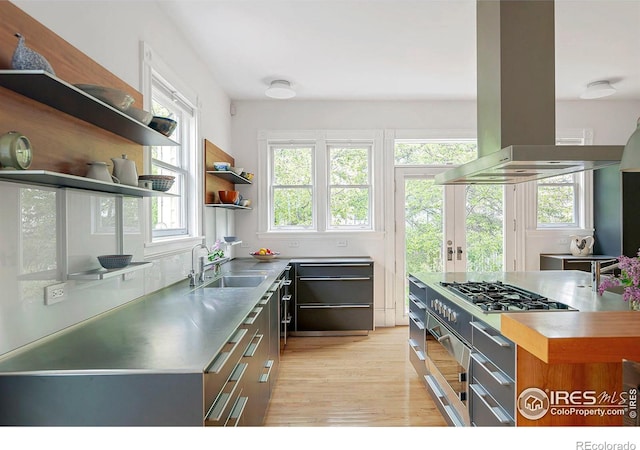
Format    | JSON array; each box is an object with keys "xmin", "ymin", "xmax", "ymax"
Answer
[
  {"xmin": 410, "ymin": 270, "xmax": 640, "ymax": 427},
  {"xmin": 0, "ymin": 258, "xmax": 291, "ymax": 426}
]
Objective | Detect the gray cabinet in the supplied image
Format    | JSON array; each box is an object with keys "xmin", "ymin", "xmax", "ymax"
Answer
[
  {"xmin": 469, "ymin": 320, "xmax": 515, "ymax": 427},
  {"xmin": 293, "ymin": 260, "xmax": 374, "ymax": 334},
  {"xmin": 408, "ymin": 275, "xmax": 428, "ymax": 385}
]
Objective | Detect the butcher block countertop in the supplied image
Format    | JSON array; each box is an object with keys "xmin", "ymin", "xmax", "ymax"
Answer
[{"xmin": 501, "ymin": 311, "xmax": 640, "ymax": 364}]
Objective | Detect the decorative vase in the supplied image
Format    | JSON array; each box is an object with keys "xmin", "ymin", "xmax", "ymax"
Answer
[
  {"xmin": 569, "ymin": 235, "xmax": 594, "ymax": 256},
  {"xmin": 11, "ymin": 33, "xmax": 55, "ymax": 75}
]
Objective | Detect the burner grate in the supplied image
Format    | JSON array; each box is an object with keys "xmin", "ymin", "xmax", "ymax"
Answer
[{"xmin": 440, "ymin": 281, "xmax": 576, "ymax": 313}]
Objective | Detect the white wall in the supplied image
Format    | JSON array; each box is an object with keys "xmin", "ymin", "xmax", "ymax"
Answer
[
  {"xmin": 0, "ymin": 1, "xmax": 232, "ymax": 357},
  {"xmin": 230, "ymin": 99, "xmax": 640, "ymax": 325}
]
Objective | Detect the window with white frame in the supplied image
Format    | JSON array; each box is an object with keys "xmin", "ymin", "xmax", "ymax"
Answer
[
  {"xmin": 328, "ymin": 143, "xmax": 372, "ymax": 229},
  {"xmin": 149, "ymin": 74, "xmax": 196, "ymax": 239},
  {"xmin": 270, "ymin": 143, "xmax": 315, "ymax": 230},
  {"xmin": 267, "ymin": 135, "xmax": 375, "ymax": 232},
  {"xmin": 536, "ymin": 136, "xmax": 587, "ymax": 228}
]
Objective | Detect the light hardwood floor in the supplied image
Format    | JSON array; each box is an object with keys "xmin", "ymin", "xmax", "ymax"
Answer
[{"xmin": 264, "ymin": 326, "xmax": 447, "ymax": 426}]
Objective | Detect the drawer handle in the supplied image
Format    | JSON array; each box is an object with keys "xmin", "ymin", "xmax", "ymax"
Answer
[
  {"xmin": 206, "ymin": 362, "xmax": 248, "ymax": 421},
  {"xmin": 470, "ymin": 353, "xmax": 512, "ymax": 386},
  {"xmin": 282, "ymin": 280, "xmax": 292, "ymax": 286},
  {"xmin": 244, "ymin": 306, "xmax": 264, "ymax": 325},
  {"xmin": 469, "ymin": 384, "xmax": 511, "ymax": 424},
  {"xmin": 470, "ymin": 321, "xmax": 511, "ymax": 348},
  {"xmin": 299, "ymin": 304, "xmax": 370, "ymax": 309},
  {"xmin": 408, "ymin": 277, "xmax": 427, "ymax": 289},
  {"xmin": 409, "ymin": 294, "xmax": 426, "ymax": 309},
  {"xmin": 299, "ymin": 277, "xmax": 371, "ymax": 281},
  {"xmin": 259, "ymin": 359, "xmax": 274, "ymax": 383},
  {"xmin": 227, "ymin": 396, "xmax": 249, "ymax": 425},
  {"xmin": 425, "ymin": 375, "xmax": 466, "ymax": 427},
  {"xmin": 281, "ymin": 294, "xmax": 292, "ymax": 302},
  {"xmin": 408, "ymin": 312, "xmax": 425, "ymax": 329},
  {"xmin": 244, "ymin": 334, "xmax": 264, "ymax": 357},
  {"xmin": 300, "ymin": 263, "xmax": 370, "ymax": 267},
  {"xmin": 408, "ymin": 339, "xmax": 426, "ymax": 361},
  {"xmin": 206, "ymin": 328, "xmax": 248, "ymax": 374}
]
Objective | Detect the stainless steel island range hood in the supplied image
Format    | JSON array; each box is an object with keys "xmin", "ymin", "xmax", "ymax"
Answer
[{"xmin": 435, "ymin": 0, "xmax": 623, "ymax": 185}]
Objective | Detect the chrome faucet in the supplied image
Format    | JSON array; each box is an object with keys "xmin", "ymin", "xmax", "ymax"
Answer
[
  {"xmin": 189, "ymin": 243, "xmax": 208, "ymax": 286},
  {"xmin": 591, "ymin": 259, "xmax": 619, "ymax": 292}
]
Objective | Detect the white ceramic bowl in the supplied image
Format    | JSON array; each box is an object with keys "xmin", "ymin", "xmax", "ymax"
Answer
[{"xmin": 74, "ymin": 84, "xmax": 134, "ymax": 111}]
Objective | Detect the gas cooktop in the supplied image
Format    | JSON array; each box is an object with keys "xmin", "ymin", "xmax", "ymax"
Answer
[{"xmin": 440, "ymin": 281, "xmax": 578, "ymax": 313}]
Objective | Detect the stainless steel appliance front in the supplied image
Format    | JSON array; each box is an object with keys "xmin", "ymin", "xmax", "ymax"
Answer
[{"xmin": 424, "ymin": 312, "xmax": 471, "ymax": 426}]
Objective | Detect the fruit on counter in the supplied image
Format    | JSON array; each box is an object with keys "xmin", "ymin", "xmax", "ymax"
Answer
[{"xmin": 257, "ymin": 248, "xmax": 274, "ymax": 255}]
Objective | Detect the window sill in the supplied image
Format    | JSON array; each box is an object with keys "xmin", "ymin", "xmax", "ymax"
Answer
[
  {"xmin": 144, "ymin": 236, "xmax": 205, "ymax": 259},
  {"xmin": 257, "ymin": 230, "xmax": 384, "ymax": 240}
]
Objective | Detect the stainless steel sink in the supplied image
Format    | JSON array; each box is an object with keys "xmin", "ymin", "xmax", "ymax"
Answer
[{"xmin": 204, "ymin": 274, "xmax": 267, "ymax": 288}]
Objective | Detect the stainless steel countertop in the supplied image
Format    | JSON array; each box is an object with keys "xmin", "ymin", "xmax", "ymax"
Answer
[
  {"xmin": 411, "ymin": 270, "xmax": 629, "ymax": 331},
  {"xmin": 0, "ymin": 258, "xmax": 291, "ymax": 374},
  {"xmin": 290, "ymin": 257, "xmax": 373, "ymax": 264}
]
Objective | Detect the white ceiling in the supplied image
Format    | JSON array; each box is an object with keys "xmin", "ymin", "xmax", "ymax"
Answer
[{"xmin": 160, "ymin": 0, "xmax": 640, "ymax": 102}]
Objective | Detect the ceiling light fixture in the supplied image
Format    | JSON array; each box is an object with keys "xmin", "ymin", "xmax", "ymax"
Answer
[
  {"xmin": 619, "ymin": 117, "xmax": 640, "ymax": 172},
  {"xmin": 265, "ymin": 80, "xmax": 296, "ymax": 99},
  {"xmin": 579, "ymin": 80, "xmax": 616, "ymax": 100}
]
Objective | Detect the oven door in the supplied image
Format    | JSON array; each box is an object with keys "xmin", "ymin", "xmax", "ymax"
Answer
[{"xmin": 424, "ymin": 312, "xmax": 471, "ymax": 426}]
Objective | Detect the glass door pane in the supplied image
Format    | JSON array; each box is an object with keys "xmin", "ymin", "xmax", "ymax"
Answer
[{"xmin": 465, "ymin": 185, "xmax": 504, "ymax": 272}]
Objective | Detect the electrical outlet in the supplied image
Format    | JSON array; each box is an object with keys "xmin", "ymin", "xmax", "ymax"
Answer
[
  {"xmin": 288, "ymin": 241, "xmax": 300, "ymax": 248},
  {"xmin": 336, "ymin": 239, "xmax": 348, "ymax": 247},
  {"xmin": 44, "ymin": 282, "xmax": 66, "ymax": 305},
  {"xmin": 240, "ymin": 242, "xmax": 250, "ymax": 248}
]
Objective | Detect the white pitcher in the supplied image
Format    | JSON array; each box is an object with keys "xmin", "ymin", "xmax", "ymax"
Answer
[
  {"xmin": 86, "ymin": 161, "xmax": 119, "ymax": 183},
  {"xmin": 569, "ymin": 235, "xmax": 594, "ymax": 256},
  {"xmin": 111, "ymin": 154, "xmax": 138, "ymax": 186}
]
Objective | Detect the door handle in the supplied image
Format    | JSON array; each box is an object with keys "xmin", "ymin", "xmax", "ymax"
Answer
[
  {"xmin": 447, "ymin": 246, "xmax": 453, "ymax": 261},
  {"xmin": 456, "ymin": 246, "xmax": 463, "ymax": 260}
]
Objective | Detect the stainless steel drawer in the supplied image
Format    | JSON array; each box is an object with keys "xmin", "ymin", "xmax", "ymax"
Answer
[
  {"xmin": 470, "ymin": 352, "xmax": 515, "ymax": 418},
  {"xmin": 296, "ymin": 262, "xmax": 372, "ymax": 277},
  {"xmin": 471, "ymin": 320, "xmax": 515, "ymax": 380},
  {"xmin": 296, "ymin": 277, "xmax": 372, "ymax": 305},
  {"xmin": 408, "ymin": 275, "xmax": 427, "ymax": 305},
  {"xmin": 206, "ymin": 362, "xmax": 249, "ymax": 426},
  {"xmin": 469, "ymin": 383, "xmax": 514, "ymax": 427},
  {"xmin": 409, "ymin": 339, "xmax": 427, "ymax": 380},
  {"xmin": 296, "ymin": 304, "xmax": 373, "ymax": 331}
]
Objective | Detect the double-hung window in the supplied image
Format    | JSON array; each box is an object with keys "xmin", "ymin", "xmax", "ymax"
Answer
[
  {"xmin": 266, "ymin": 132, "xmax": 377, "ymax": 232},
  {"xmin": 536, "ymin": 135, "xmax": 587, "ymax": 228},
  {"xmin": 148, "ymin": 74, "xmax": 196, "ymax": 239},
  {"xmin": 270, "ymin": 143, "xmax": 315, "ymax": 230},
  {"xmin": 328, "ymin": 143, "xmax": 372, "ymax": 229}
]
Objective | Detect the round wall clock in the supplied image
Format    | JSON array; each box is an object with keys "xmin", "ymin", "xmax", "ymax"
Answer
[{"xmin": 0, "ymin": 131, "xmax": 33, "ymax": 170}]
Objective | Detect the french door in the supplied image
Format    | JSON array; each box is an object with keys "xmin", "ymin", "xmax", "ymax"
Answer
[{"xmin": 394, "ymin": 166, "xmax": 506, "ymax": 323}]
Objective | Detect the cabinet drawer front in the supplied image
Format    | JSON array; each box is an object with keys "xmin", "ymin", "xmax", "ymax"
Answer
[
  {"xmin": 296, "ymin": 278, "xmax": 372, "ymax": 305},
  {"xmin": 469, "ymin": 384, "xmax": 514, "ymax": 427},
  {"xmin": 296, "ymin": 263, "xmax": 372, "ymax": 277},
  {"xmin": 296, "ymin": 304, "xmax": 373, "ymax": 331},
  {"xmin": 409, "ymin": 311, "xmax": 426, "ymax": 349},
  {"xmin": 408, "ymin": 275, "xmax": 427, "ymax": 305},
  {"xmin": 471, "ymin": 320, "xmax": 515, "ymax": 380},
  {"xmin": 206, "ymin": 363, "xmax": 249, "ymax": 426},
  {"xmin": 409, "ymin": 341, "xmax": 427, "ymax": 379},
  {"xmin": 203, "ymin": 326, "xmax": 253, "ymax": 416},
  {"xmin": 470, "ymin": 353, "xmax": 514, "ymax": 418}
]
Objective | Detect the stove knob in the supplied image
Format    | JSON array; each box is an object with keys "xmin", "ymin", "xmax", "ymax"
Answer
[{"xmin": 450, "ymin": 311, "xmax": 457, "ymax": 323}]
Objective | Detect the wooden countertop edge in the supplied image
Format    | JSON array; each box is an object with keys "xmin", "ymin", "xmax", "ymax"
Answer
[{"xmin": 501, "ymin": 312, "xmax": 640, "ymax": 364}]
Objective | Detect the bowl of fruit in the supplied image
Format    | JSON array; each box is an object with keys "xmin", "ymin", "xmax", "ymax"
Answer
[{"xmin": 250, "ymin": 248, "xmax": 280, "ymax": 261}]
